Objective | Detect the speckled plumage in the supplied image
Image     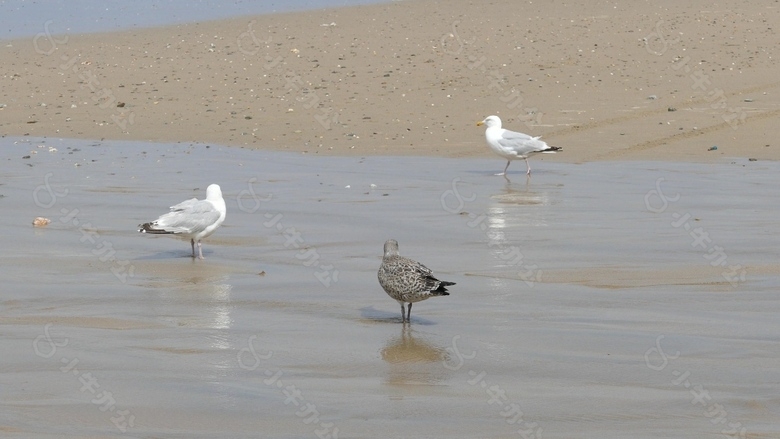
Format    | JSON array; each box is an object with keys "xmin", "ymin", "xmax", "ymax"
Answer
[{"xmin": 377, "ymin": 239, "xmax": 454, "ymax": 323}]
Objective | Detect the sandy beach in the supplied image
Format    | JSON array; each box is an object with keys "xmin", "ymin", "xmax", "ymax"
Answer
[
  {"xmin": 1, "ymin": 1, "xmax": 780, "ymax": 438},
  {"xmin": 2, "ymin": 0, "xmax": 779, "ymax": 162}
]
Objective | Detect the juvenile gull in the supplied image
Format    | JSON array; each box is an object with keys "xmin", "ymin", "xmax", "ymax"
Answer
[
  {"xmin": 477, "ymin": 115, "xmax": 562, "ymax": 175},
  {"xmin": 138, "ymin": 184, "xmax": 226, "ymax": 259},
  {"xmin": 377, "ymin": 239, "xmax": 454, "ymax": 323}
]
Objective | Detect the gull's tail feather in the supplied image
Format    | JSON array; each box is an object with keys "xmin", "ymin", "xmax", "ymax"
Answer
[
  {"xmin": 430, "ymin": 279, "xmax": 455, "ymax": 296},
  {"xmin": 138, "ymin": 222, "xmax": 175, "ymax": 234},
  {"xmin": 541, "ymin": 145, "xmax": 562, "ymax": 154}
]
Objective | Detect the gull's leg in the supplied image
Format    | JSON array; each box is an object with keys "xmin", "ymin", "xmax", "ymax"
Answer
[
  {"xmin": 197, "ymin": 240, "xmax": 205, "ymax": 260},
  {"xmin": 496, "ymin": 160, "xmax": 510, "ymax": 176},
  {"xmin": 407, "ymin": 303, "xmax": 413, "ymax": 323},
  {"xmin": 191, "ymin": 239, "xmax": 196, "ymax": 258},
  {"xmin": 400, "ymin": 303, "xmax": 406, "ymax": 323},
  {"xmin": 525, "ymin": 158, "xmax": 531, "ymax": 175}
]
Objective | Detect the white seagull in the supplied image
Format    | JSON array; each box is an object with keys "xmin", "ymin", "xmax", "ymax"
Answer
[
  {"xmin": 477, "ymin": 115, "xmax": 562, "ymax": 175},
  {"xmin": 139, "ymin": 184, "xmax": 226, "ymax": 259}
]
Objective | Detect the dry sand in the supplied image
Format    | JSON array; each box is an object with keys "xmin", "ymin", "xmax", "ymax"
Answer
[{"xmin": 2, "ymin": 0, "xmax": 779, "ymax": 162}]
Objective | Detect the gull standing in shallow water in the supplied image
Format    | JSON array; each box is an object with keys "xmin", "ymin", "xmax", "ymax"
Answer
[
  {"xmin": 138, "ymin": 184, "xmax": 226, "ymax": 259},
  {"xmin": 377, "ymin": 239, "xmax": 455, "ymax": 323},
  {"xmin": 477, "ymin": 115, "xmax": 562, "ymax": 175}
]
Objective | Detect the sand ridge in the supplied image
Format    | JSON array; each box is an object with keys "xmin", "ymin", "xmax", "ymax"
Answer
[{"xmin": 1, "ymin": 0, "xmax": 779, "ymax": 162}]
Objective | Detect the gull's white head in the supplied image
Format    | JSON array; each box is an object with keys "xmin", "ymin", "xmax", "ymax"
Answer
[
  {"xmin": 476, "ymin": 115, "xmax": 502, "ymax": 129},
  {"xmin": 206, "ymin": 184, "xmax": 223, "ymax": 200}
]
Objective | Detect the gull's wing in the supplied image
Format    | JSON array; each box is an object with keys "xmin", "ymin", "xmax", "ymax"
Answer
[
  {"xmin": 399, "ymin": 256, "xmax": 433, "ymax": 277},
  {"xmin": 152, "ymin": 199, "xmax": 221, "ymax": 234},
  {"xmin": 497, "ymin": 128, "xmax": 550, "ymax": 155},
  {"xmin": 396, "ymin": 257, "xmax": 453, "ymax": 295}
]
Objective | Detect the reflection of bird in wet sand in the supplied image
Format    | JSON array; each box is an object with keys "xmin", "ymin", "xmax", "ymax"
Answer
[
  {"xmin": 139, "ymin": 184, "xmax": 226, "ymax": 259},
  {"xmin": 378, "ymin": 239, "xmax": 455, "ymax": 323},
  {"xmin": 477, "ymin": 115, "xmax": 562, "ymax": 175},
  {"xmin": 381, "ymin": 326, "xmax": 449, "ymax": 386},
  {"xmin": 381, "ymin": 325, "xmax": 445, "ymax": 363}
]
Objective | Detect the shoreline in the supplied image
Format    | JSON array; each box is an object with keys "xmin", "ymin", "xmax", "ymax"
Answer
[{"xmin": 1, "ymin": 0, "xmax": 779, "ymax": 162}]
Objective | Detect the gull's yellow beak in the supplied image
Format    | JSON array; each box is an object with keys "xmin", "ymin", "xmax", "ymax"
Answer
[{"xmin": 476, "ymin": 121, "xmax": 484, "ymax": 126}]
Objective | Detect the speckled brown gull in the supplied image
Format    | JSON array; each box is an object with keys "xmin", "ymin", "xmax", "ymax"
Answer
[
  {"xmin": 377, "ymin": 239, "xmax": 454, "ymax": 323},
  {"xmin": 138, "ymin": 184, "xmax": 226, "ymax": 259}
]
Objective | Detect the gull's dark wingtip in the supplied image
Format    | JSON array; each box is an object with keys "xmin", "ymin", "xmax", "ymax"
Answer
[
  {"xmin": 432, "ymin": 280, "xmax": 455, "ymax": 296},
  {"xmin": 138, "ymin": 222, "xmax": 172, "ymax": 234}
]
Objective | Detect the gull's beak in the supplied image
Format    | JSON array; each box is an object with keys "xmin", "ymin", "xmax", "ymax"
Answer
[{"xmin": 476, "ymin": 121, "xmax": 484, "ymax": 126}]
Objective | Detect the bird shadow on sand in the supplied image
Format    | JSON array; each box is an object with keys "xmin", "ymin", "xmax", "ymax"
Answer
[
  {"xmin": 359, "ymin": 306, "xmax": 437, "ymax": 326},
  {"xmin": 133, "ymin": 250, "xmax": 213, "ymax": 260},
  {"xmin": 464, "ymin": 166, "xmax": 564, "ymax": 179}
]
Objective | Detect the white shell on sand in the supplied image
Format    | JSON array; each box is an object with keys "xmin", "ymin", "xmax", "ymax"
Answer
[{"xmin": 32, "ymin": 217, "xmax": 51, "ymax": 227}]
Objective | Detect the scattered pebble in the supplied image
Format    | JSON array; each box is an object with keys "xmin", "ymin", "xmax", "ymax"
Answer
[
  {"xmin": 667, "ymin": 107, "xmax": 676, "ymax": 112},
  {"xmin": 647, "ymin": 95, "xmax": 657, "ymax": 100},
  {"xmin": 744, "ymin": 98, "xmax": 753, "ymax": 102},
  {"xmin": 32, "ymin": 217, "xmax": 51, "ymax": 227},
  {"xmin": 748, "ymin": 158, "xmax": 757, "ymax": 161},
  {"xmin": 708, "ymin": 146, "xmax": 718, "ymax": 151}
]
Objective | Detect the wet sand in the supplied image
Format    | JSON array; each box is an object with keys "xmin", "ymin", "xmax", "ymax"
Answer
[
  {"xmin": 1, "ymin": 137, "xmax": 779, "ymax": 438},
  {"xmin": 2, "ymin": 0, "xmax": 780, "ymax": 162},
  {"xmin": 2, "ymin": 0, "xmax": 780, "ymax": 437}
]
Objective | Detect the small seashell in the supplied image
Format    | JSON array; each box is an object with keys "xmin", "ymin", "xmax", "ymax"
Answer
[{"xmin": 32, "ymin": 217, "xmax": 51, "ymax": 227}]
